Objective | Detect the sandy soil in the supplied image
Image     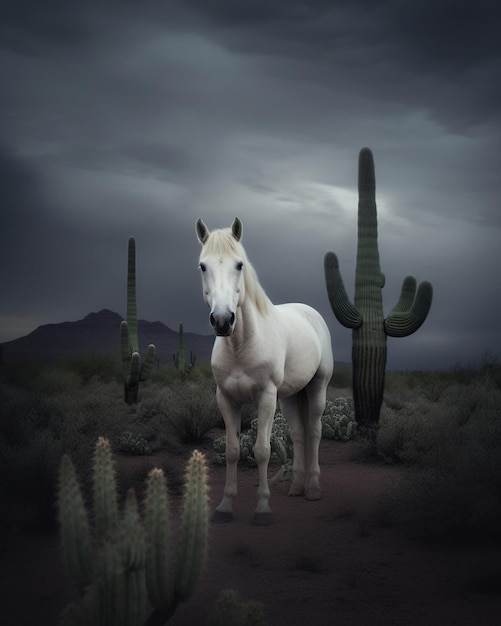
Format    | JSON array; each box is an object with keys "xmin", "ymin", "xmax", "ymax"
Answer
[{"xmin": 1, "ymin": 438, "xmax": 500, "ymax": 626}]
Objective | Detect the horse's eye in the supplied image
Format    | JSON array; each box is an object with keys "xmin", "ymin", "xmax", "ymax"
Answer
[
  {"xmin": 236, "ymin": 261, "xmax": 243, "ymax": 271},
  {"xmin": 199, "ymin": 263, "xmax": 206, "ymax": 272}
]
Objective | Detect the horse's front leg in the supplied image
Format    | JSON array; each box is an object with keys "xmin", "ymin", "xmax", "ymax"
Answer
[
  {"xmin": 252, "ymin": 388, "xmax": 277, "ymax": 526},
  {"xmin": 213, "ymin": 388, "xmax": 241, "ymax": 523}
]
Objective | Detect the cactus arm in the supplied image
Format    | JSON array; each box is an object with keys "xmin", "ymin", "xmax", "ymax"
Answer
[
  {"xmin": 120, "ymin": 489, "xmax": 148, "ymax": 626},
  {"xmin": 175, "ymin": 450, "xmax": 209, "ymax": 602},
  {"xmin": 387, "ymin": 275, "xmax": 417, "ymax": 316},
  {"xmin": 58, "ymin": 455, "xmax": 95, "ymax": 593},
  {"xmin": 324, "ymin": 252, "xmax": 362, "ymax": 329},
  {"xmin": 144, "ymin": 468, "xmax": 174, "ymax": 612},
  {"xmin": 140, "ymin": 344, "xmax": 156, "ymax": 381},
  {"xmin": 385, "ymin": 280, "xmax": 433, "ymax": 337},
  {"xmin": 92, "ymin": 437, "xmax": 119, "ymax": 546}
]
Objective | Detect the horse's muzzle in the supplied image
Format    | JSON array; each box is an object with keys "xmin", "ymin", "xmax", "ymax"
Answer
[{"xmin": 210, "ymin": 311, "xmax": 235, "ymax": 336}]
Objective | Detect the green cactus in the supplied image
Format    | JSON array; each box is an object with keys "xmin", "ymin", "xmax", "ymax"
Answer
[
  {"xmin": 173, "ymin": 324, "xmax": 197, "ymax": 376},
  {"xmin": 324, "ymin": 148, "xmax": 433, "ymax": 426},
  {"xmin": 177, "ymin": 323, "xmax": 185, "ymax": 374},
  {"xmin": 121, "ymin": 236, "xmax": 156, "ymax": 404},
  {"xmin": 118, "ymin": 431, "xmax": 153, "ymax": 456},
  {"xmin": 213, "ymin": 411, "xmax": 293, "ymax": 478},
  {"xmin": 58, "ymin": 438, "xmax": 209, "ymax": 625},
  {"xmin": 172, "ymin": 322, "xmax": 186, "ymax": 375},
  {"xmin": 321, "ymin": 398, "xmax": 357, "ymax": 441}
]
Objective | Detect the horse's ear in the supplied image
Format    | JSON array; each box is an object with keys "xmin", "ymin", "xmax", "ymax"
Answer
[
  {"xmin": 231, "ymin": 217, "xmax": 243, "ymax": 241},
  {"xmin": 196, "ymin": 218, "xmax": 210, "ymax": 244}
]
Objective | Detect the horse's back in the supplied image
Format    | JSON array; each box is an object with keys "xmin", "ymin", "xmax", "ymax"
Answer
[
  {"xmin": 275, "ymin": 303, "xmax": 333, "ymax": 377},
  {"xmin": 276, "ymin": 303, "xmax": 331, "ymax": 343}
]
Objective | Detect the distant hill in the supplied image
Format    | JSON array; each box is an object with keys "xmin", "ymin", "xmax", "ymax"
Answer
[{"xmin": 0, "ymin": 309, "xmax": 214, "ymax": 365}]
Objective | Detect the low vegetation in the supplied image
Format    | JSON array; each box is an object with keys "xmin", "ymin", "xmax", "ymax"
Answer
[
  {"xmin": 0, "ymin": 353, "xmax": 500, "ymax": 545},
  {"xmin": 375, "ymin": 367, "xmax": 501, "ymax": 540}
]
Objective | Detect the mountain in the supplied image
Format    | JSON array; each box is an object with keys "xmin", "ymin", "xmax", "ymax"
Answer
[{"xmin": 0, "ymin": 309, "xmax": 215, "ymax": 365}]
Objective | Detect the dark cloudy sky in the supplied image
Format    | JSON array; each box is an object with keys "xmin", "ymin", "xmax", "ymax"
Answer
[{"xmin": 1, "ymin": 0, "xmax": 500, "ymax": 370}]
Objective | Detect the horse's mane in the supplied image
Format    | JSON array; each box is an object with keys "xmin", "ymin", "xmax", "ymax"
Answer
[{"xmin": 201, "ymin": 228, "xmax": 271, "ymax": 316}]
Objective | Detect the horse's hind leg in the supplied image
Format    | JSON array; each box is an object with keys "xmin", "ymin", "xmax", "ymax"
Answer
[
  {"xmin": 280, "ymin": 394, "xmax": 306, "ymax": 497},
  {"xmin": 213, "ymin": 389, "xmax": 240, "ymax": 522}
]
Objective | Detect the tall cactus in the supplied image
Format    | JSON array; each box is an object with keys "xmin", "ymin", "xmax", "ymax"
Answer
[
  {"xmin": 58, "ymin": 437, "xmax": 209, "ymax": 626},
  {"xmin": 173, "ymin": 324, "xmax": 196, "ymax": 376},
  {"xmin": 324, "ymin": 147, "xmax": 433, "ymax": 426},
  {"xmin": 121, "ymin": 237, "xmax": 156, "ymax": 403},
  {"xmin": 172, "ymin": 323, "xmax": 186, "ymax": 374}
]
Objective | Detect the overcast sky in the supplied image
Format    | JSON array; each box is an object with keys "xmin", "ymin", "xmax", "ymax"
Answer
[{"xmin": 1, "ymin": 0, "xmax": 500, "ymax": 370}]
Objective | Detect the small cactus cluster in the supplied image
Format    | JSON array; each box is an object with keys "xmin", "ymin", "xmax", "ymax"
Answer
[
  {"xmin": 214, "ymin": 400, "xmax": 357, "ymax": 468},
  {"xmin": 58, "ymin": 437, "xmax": 209, "ymax": 625},
  {"xmin": 214, "ymin": 410, "xmax": 293, "ymax": 472},
  {"xmin": 321, "ymin": 398, "xmax": 357, "ymax": 441},
  {"xmin": 121, "ymin": 237, "xmax": 156, "ymax": 404},
  {"xmin": 118, "ymin": 431, "xmax": 153, "ymax": 456}
]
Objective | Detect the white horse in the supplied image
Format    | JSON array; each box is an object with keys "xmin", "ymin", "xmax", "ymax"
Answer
[{"xmin": 196, "ymin": 217, "xmax": 334, "ymax": 525}]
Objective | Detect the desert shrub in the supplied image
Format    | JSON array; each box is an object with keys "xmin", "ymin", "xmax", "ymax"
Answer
[
  {"xmin": 0, "ymin": 362, "xmax": 44, "ymax": 390},
  {"xmin": 0, "ymin": 427, "xmax": 63, "ymax": 530},
  {"xmin": 0, "ymin": 373, "xmax": 223, "ymax": 529},
  {"xmin": 32, "ymin": 366, "xmax": 83, "ymax": 395},
  {"xmin": 161, "ymin": 379, "xmax": 221, "ymax": 443},
  {"xmin": 149, "ymin": 360, "xmax": 214, "ymax": 386},
  {"xmin": 0, "ymin": 382, "xmax": 51, "ymax": 446},
  {"xmin": 377, "ymin": 374, "xmax": 501, "ymax": 538},
  {"xmin": 61, "ymin": 353, "xmax": 120, "ymax": 384},
  {"xmin": 377, "ymin": 396, "xmax": 455, "ymax": 465}
]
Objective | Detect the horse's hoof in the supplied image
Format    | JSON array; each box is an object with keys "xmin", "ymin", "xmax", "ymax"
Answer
[
  {"xmin": 288, "ymin": 484, "xmax": 305, "ymax": 497},
  {"xmin": 305, "ymin": 489, "xmax": 322, "ymax": 501},
  {"xmin": 212, "ymin": 510, "xmax": 234, "ymax": 523},
  {"xmin": 251, "ymin": 512, "xmax": 274, "ymax": 526}
]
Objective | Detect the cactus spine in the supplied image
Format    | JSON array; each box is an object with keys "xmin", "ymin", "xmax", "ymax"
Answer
[
  {"xmin": 324, "ymin": 148, "xmax": 433, "ymax": 426},
  {"xmin": 121, "ymin": 237, "xmax": 156, "ymax": 403},
  {"xmin": 58, "ymin": 438, "xmax": 209, "ymax": 625}
]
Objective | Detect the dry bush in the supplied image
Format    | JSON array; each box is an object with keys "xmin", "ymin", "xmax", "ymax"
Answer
[{"xmin": 376, "ymin": 374, "xmax": 501, "ymax": 539}]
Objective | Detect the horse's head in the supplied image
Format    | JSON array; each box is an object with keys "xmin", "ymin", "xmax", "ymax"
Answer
[{"xmin": 196, "ymin": 217, "xmax": 245, "ymax": 336}]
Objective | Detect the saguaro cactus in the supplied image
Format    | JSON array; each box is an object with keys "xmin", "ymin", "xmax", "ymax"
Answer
[
  {"xmin": 324, "ymin": 148, "xmax": 433, "ymax": 426},
  {"xmin": 172, "ymin": 323, "xmax": 186, "ymax": 374},
  {"xmin": 173, "ymin": 324, "xmax": 196, "ymax": 376},
  {"xmin": 121, "ymin": 237, "xmax": 156, "ymax": 403},
  {"xmin": 58, "ymin": 437, "xmax": 209, "ymax": 625}
]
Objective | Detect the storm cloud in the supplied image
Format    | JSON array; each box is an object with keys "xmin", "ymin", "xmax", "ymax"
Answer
[{"xmin": 1, "ymin": 0, "xmax": 500, "ymax": 369}]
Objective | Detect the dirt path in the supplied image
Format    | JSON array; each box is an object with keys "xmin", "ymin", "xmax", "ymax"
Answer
[{"xmin": 1, "ymin": 440, "xmax": 499, "ymax": 625}]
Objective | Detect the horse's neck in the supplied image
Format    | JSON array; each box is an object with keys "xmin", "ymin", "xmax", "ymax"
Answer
[{"xmin": 232, "ymin": 297, "xmax": 273, "ymax": 348}]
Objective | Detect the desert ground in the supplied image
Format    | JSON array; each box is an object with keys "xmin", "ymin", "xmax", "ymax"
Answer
[{"xmin": 2, "ymin": 437, "xmax": 500, "ymax": 626}]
